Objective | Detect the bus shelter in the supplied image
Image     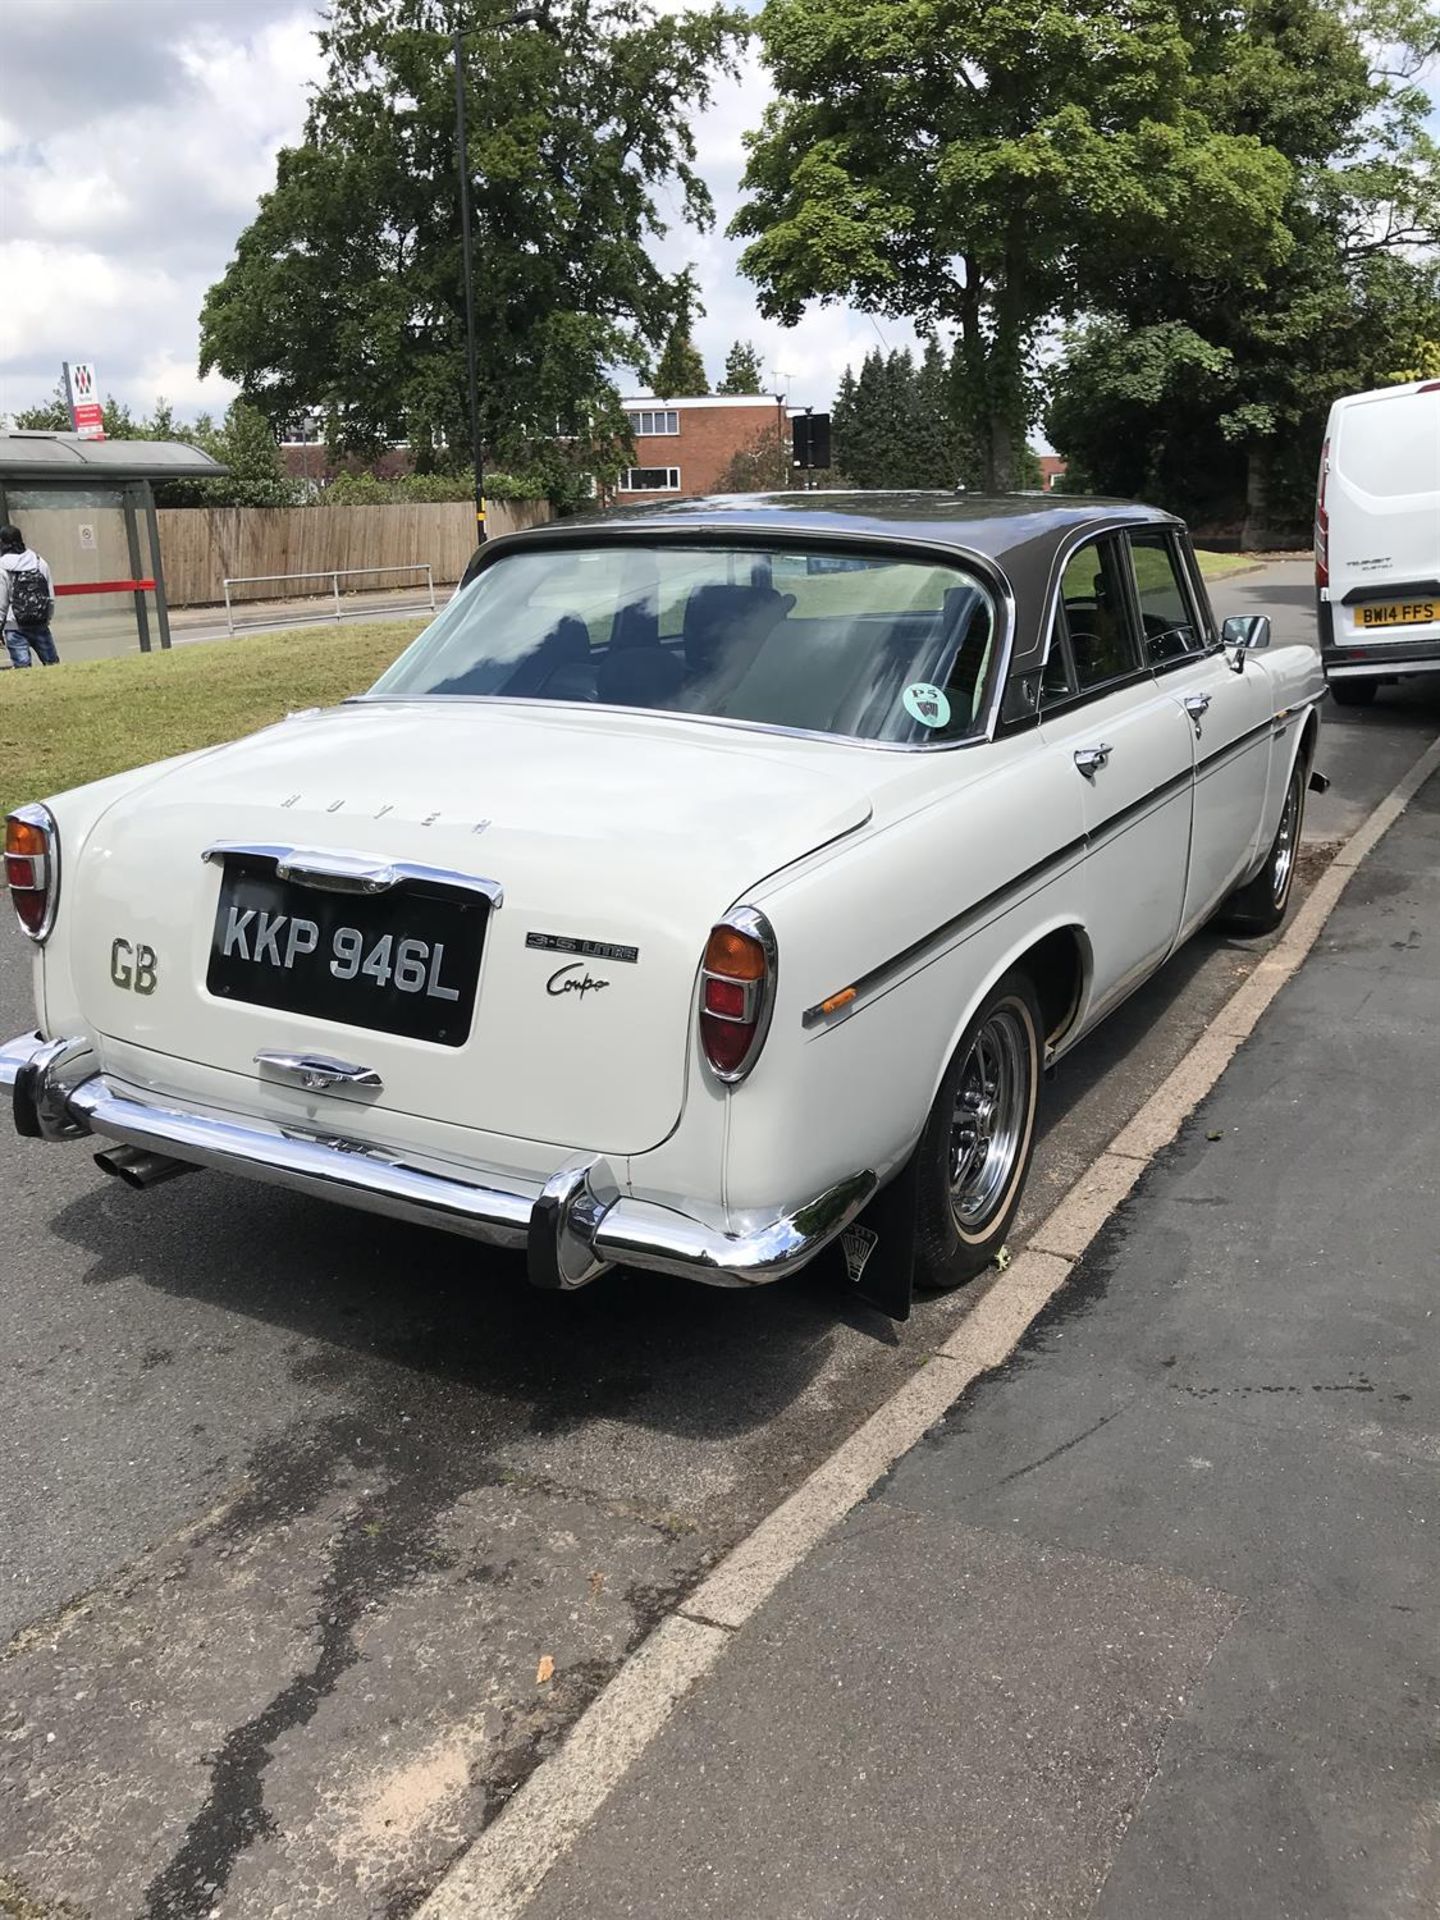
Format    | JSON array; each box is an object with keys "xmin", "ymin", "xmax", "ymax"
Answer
[{"xmin": 0, "ymin": 435, "xmax": 228, "ymax": 663}]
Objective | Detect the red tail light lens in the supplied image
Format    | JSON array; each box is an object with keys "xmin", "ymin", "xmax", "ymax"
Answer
[
  {"xmin": 700, "ymin": 910, "xmax": 777, "ymax": 1082},
  {"xmin": 1315, "ymin": 437, "xmax": 1330, "ymax": 589},
  {"xmin": 6, "ymin": 805, "xmax": 59, "ymax": 942}
]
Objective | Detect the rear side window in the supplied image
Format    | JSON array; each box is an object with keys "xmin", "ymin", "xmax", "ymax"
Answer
[
  {"xmin": 1054, "ymin": 537, "xmax": 1142, "ymax": 693},
  {"xmin": 1337, "ymin": 392, "xmax": 1440, "ymax": 499},
  {"xmin": 1128, "ymin": 532, "xmax": 1207, "ymax": 663}
]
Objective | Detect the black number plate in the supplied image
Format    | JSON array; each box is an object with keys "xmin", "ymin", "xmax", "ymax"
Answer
[{"xmin": 207, "ymin": 854, "xmax": 484, "ymax": 1047}]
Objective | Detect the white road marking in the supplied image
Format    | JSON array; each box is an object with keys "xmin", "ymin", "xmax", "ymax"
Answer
[{"xmin": 415, "ymin": 728, "xmax": 1440, "ymax": 1920}]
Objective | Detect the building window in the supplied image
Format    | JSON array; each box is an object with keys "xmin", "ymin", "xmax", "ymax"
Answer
[
  {"xmin": 619, "ymin": 467, "xmax": 682, "ymax": 492},
  {"xmin": 627, "ymin": 410, "xmax": 680, "ymax": 437}
]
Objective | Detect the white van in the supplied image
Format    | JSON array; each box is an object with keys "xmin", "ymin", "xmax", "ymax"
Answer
[{"xmin": 1316, "ymin": 379, "xmax": 1440, "ymax": 705}]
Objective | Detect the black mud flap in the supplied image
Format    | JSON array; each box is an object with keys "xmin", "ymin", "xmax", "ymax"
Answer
[
  {"xmin": 1309, "ymin": 767, "xmax": 1331, "ymax": 794},
  {"xmin": 836, "ymin": 1152, "xmax": 920, "ymax": 1321}
]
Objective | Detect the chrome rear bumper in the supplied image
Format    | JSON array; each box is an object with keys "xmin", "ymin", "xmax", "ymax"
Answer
[{"xmin": 2, "ymin": 1032, "xmax": 875, "ymax": 1291}]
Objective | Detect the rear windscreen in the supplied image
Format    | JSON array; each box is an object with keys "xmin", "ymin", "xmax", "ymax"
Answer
[{"xmin": 1338, "ymin": 392, "xmax": 1440, "ymax": 498}]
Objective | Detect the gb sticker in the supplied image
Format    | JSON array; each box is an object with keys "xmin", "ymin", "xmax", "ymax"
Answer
[
  {"xmin": 902, "ymin": 682, "xmax": 951, "ymax": 728},
  {"xmin": 111, "ymin": 937, "xmax": 158, "ymax": 995}
]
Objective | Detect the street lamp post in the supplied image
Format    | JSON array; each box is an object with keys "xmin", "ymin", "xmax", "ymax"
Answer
[{"xmin": 453, "ymin": 22, "xmax": 486, "ymax": 545}]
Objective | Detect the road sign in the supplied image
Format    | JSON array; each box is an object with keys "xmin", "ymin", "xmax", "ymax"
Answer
[
  {"xmin": 63, "ymin": 363, "xmax": 105, "ymax": 441},
  {"xmin": 792, "ymin": 411, "xmax": 831, "ymax": 471}
]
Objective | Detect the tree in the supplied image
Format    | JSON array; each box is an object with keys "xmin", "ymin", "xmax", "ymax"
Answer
[
  {"xmin": 830, "ymin": 344, "xmax": 983, "ymax": 488},
  {"xmin": 150, "ymin": 401, "xmax": 300, "ymax": 508},
  {"xmin": 718, "ymin": 340, "xmax": 766, "ymax": 394},
  {"xmin": 1046, "ymin": 0, "xmax": 1440, "ymax": 542},
  {"xmin": 199, "ymin": 0, "xmax": 745, "ymax": 497},
  {"xmin": 8, "ymin": 382, "xmax": 144, "ymax": 437},
  {"xmin": 715, "ymin": 424, "xmax": 795, "ymax": 489},
  {"xmin": 733, "ymin": 0, "xmax": 1293, "ymax": 490},
  {"xmin": 654, "ymin": 326, "xmax": 710, "ymax": 396}
]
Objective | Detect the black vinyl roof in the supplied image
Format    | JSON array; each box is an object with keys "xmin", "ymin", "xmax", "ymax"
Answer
[{"xmin": 553, "ymin": 489, "xmax": 1177, "ymax": 562}]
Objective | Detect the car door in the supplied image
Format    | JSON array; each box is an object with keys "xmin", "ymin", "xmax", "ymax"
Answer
[
  {"xmin": 1126, "ymin": 528, "xmax": 1274, "ymax": 940},
  {"xmin": 1037, "ymin": 533, "xmax": 1194, "ymax": 1021}
]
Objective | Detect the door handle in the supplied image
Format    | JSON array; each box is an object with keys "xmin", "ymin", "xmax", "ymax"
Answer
[
  {"xmin": 1073, "ymin": 744, "xmax": 1112, "ymax": 778},
  {"xmin": 1183, "ymin": 692, "xmax": 1211, "ymax": 736}
]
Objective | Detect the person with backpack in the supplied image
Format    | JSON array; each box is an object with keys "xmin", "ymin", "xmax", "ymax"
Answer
[{"xmin": 0, "ymin": 524, "xmax": 59, "ymax": 667}]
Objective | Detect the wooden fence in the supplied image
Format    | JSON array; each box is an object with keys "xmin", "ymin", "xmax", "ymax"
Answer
[{"xmin": 155, "ymin": 500, "xmax": 553, "ymax": 606}]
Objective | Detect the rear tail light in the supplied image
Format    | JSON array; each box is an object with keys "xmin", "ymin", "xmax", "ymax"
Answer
[
  {"xmin": 1315, "ymin": 437, "xmax": 1330, "ymax": 589},
  {"xmin": 6, "ymin": 804, "xmax": 59, "ymax": 942},
  {"xmin": 700, "ymin": 909, "xmax": 777, "ymax": 1083}
]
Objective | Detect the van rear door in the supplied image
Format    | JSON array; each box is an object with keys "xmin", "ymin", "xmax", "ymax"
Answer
[{"xmin": 1329, "ymin": 386, "xmax": 1440, "ymax": 650}]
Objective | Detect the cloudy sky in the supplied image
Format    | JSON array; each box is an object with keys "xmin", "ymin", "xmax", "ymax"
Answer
[{"xmin": 0, "ymin": 0, "xmax": 921, "ymax": 426}]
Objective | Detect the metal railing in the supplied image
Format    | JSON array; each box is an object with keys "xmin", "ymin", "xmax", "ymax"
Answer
[{"xmin": 220, "ymin": 563, "xmax": 437, "ymax": 636}]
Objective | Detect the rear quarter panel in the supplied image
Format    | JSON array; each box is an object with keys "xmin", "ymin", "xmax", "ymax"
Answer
[{"xmin": 709, "ymin": 733, "xmax": 1089, "ymax": 1218}]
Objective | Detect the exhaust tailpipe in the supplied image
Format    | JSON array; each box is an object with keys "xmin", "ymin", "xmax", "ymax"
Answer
[{"xmin": 94, "ymin": 1145, "xmax": 201, "ymax": 1190}]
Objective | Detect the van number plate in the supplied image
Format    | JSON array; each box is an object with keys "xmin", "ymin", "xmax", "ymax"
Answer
[
  {"xmin": 207, "ymin": 853, "xmax": 483, "ymax": 1047},
  {"xmin": 1356, "ymin": 600, "xmax": 1437, "ymax": 628}
]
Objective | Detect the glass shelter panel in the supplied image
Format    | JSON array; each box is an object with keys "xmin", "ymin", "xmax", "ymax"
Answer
[{"xmin": 0, "ymin": 484, "xmax": 161, "ymax": 662}]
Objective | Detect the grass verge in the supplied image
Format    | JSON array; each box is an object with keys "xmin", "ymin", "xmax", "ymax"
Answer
[
  {"xmin": 1194, "ymin": 549, "xmax": 1271, "ymax": 580},
  {"xmin": 0, "ymin": 621, "xmax": 425, "ymax": 817}
]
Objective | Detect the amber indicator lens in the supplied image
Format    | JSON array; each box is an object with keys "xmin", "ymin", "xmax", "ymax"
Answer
[
  {"xmin": 704, "ymin": 925, "xmax": 766, "ymax": 980},
  {"xmin": 6, "ymin": 811, "xmax": 52, "ymax": 938}
]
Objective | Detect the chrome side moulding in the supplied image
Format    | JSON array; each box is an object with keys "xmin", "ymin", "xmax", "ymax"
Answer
[{"xmin": 4, "ymin": 1031, "xmax": 877, "ymax": 1292}]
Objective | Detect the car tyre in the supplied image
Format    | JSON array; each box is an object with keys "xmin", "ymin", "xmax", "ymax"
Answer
[
  {"xmin": 913, "ymin": 969, "xmax": 1042, "ymax": 1293},
  {"xmin": 1220, "ymin": 753, "xmax": 1306, "ymax": 935},
  {"xmin": 1329, "ymin": 678, "xmax": 1378, "ymax": 707}
]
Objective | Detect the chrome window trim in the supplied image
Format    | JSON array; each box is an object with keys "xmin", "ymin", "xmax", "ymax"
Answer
[
  {"xmin": 200, "ymin": 842, "xmax": 504, "ymax": 906},
  {"xmin": 1031, "ymin": 512, "xmax": 1187, "ymax": 693},
  {"xmin": 352, "ymin": 526, "xmax": 1021, "ymax": 753},
  {"xmin": 7, "ymin": 801, "xmax": 60, "ymax": 945}
]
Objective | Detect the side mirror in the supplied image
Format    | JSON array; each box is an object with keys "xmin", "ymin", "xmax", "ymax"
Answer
[
  {"xmin": 1221, "ymin": 613, "xmax": 1270, "ymax": 673},
  {"xmin": 1222, "ymin": 614, "xmax": 1271, "ymax": 649}
]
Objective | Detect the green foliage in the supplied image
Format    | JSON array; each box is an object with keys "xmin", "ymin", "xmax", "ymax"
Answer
[
  {"xmin": 1045, "ymin": 0, "xmax": 1440, "ymax": 539},
  {"xmin": 322, "ymin": 459, "xmax": 585, "ymax": 510},
  {"xmin": 717, "ymin": 340, "xmax": 766, "ymax": 394},
  {"xmin": 831, "ymin": 343, "xmax": 982, "ymax": 489},
  {"xmin": 734, "ymin": 0, "xmax": 1293, "ymax": 489},
  {"xmin": 654, "ymin": 328, "xmax": 710, "ymax": 396},
  {"xmin": 8, "ymin": 382, "xmax": 73, "ymax": 432},
  {"xmin": 153, "ymin": 400, "xmax": 300, "ymax": 508},
  {"xmin": 199, "ymin": 0, "xmax": 744, "ymax": 484}
]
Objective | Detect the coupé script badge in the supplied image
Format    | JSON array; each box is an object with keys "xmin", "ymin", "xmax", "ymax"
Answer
[{"xmin": 546, "ymin": 964, "xmax": 609, "ymax": 1000}]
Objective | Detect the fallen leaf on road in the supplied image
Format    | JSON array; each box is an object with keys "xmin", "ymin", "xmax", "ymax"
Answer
[
  {"xmin": 1206, "ymin": 1130, "xmax": 1224, "ymax": 1141},
  {"xmin": 536, "ymin": 1655, "xmax": 555, "ymax": 1685},
  {"xmin": 588, "ymin": 1570, "xmax": 606, "ymax": 1601},
  {"xmin": 992, "ymin": 1245, "xmax": 1011, "ymax": 1272}
]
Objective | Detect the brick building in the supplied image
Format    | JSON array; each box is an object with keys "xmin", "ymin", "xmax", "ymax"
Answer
[
  {"xmin": 618, "ymin": 394, "xmax": 789, "ymax": 502},
  {"xmin": 1037, "ymin": 454, "xmax": 1069, "ymax": 492}
]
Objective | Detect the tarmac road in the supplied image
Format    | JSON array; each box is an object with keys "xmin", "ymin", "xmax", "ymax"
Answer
[{"xmin": 1, "ymin": 560, "xmax": 1437, "ymax": 1919}]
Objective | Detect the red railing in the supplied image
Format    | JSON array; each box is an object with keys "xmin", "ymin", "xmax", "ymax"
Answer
[{"xmin": 54, "ymin": 579, "xmax": 156, "ymax": 597}]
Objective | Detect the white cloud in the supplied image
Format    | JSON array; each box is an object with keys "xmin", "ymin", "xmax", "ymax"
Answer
[
  {"xmin": 0, "ymin": 5, "xmax": 323, "ymax": 422},
  {"xmin": 0, "ymin": 0, "xmax": 914, "ymax": 427}
]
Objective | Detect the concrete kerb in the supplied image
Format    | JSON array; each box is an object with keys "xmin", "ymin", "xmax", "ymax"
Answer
[{"xmin": 414, "ymin": 726, "xmax": 1440, "ymax": 1920}]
